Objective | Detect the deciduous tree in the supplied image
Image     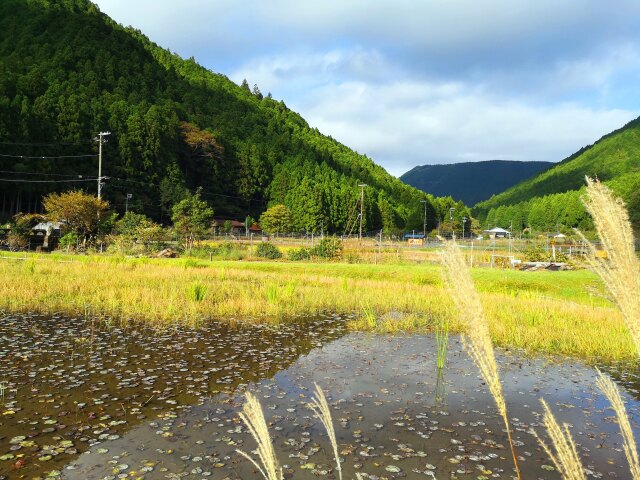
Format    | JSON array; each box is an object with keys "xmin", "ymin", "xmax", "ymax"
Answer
[
  {"xmin": 171, "ymin": 189, "xmax": 214, "ymax": 250},
  {"xmin": 259, "ymin": 204, "xmax": 293, "ymax": 235}
]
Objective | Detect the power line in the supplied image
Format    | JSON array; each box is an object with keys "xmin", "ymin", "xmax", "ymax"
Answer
[
  {"xmin": 0, "ymin": 178, "xmax": 98, "ymax": 184},
  {"xmin": 0, "ymin": 170, "xmax": 90, "ymax": 178},
  {"xmin": 0, "ymin": 140, "xmax": 93, "ymax": 146},
  {"xmin": 0, "ymin": 153, "xmax": 97, "ymax": 159}
]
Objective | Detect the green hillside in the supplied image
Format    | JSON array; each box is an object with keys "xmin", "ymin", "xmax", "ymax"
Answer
[
  {"xmin": 0, "ymin": 0, "xmax": 465, "ymax": 233},
  {"xmin": 473, "ymin": 117, "xmax": 640, "ymax": 232},
  {"xmin": 400, "ymin": 160, "xmax": 552, "ymax": 205}
]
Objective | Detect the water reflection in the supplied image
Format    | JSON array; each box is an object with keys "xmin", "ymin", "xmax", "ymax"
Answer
[
  {"xmin": 0, "ymin": 313, "xmax": 347, "ymax": 478},
  {"xmin": 63, "ymin": 334, "xmax": 640, "ymax": 479}
]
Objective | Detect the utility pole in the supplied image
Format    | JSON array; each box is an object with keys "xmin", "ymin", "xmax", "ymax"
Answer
[
  {"xmin": 462, "ymin": 216, "xmax": 468, "ymax": 239},
  {"xmin": 420, "ymin": 200, "xmax": 428, "ymax": 243},
  {"xmin": 449, "ymin": 207, "xmax": 455, "ymax": 239},
  {"xmin": 358, "ymin": 184, "xmax": 367, "ymax": 241},
  {"xmin": 125, "ymin": 193, "xmax": 132, "ymax": 213},
  {"xmin": 96, "ymin": 131, "xmax": 111, "ymax": 199}
]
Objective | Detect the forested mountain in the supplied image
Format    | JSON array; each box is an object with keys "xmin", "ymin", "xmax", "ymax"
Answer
[
  {"xmin": 0, "ymin": 0, "xmax": 467, "ymax": 233},
  {"xmin": 400, "ymin": 160, "xmax": 552, "ymax": 206},
  {"xmin": 473, "ymin": 117, "xmax": 640, "ymax": 232}
]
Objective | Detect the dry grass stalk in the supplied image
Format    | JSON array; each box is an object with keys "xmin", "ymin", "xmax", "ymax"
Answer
[
  {"xmin": 535, "ymin": 399, "xmax": 586, "ymax": 480},
  {"xmin": 236, "ymin": 392, "xmax": 283, "ymax": 480},
  {"xmin": 596, "ymin": 369, "xmax": 640, "ymax": 479},
  {"xmin": 308, "ymin": 383, "xmax": 342, "ymax": 480},
  {"xmin": 581, "ymin": 177, "xmax": 640, "ymax": 353},
  {"xmin": 440, "ymin": 241, "xmax": 521, "ymax": 479}
]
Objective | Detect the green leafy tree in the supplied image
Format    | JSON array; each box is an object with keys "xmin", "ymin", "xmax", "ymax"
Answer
[
  {"xmin": 171, "ymin": 190, "xmax": 214, "ymax": 250},
  {"xmin": 43, "ymin": 190, "xmax": 112, "ymax": 243},
  {"xmin": 115, "ymin": 211, "xmax": 163, "ymax": 243},
  {"xmin": 259, "ymin": 204, "xmax": 293, "ymax": 235}
]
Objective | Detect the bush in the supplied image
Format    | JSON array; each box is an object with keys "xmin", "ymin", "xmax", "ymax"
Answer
[
  {"xmin": 288, "ymin": 247, "xmax": 311, "ymax": 261},
  {"xmin": 310, "ymin": 237, "xmax": 342, "ymax": 260},
  {"xmin": 256, "ymin": 242, "xmax": 282, "ymax": 259},
  {"xmin": 189, "ymin": 242, "xmax": 246, "ymax": 261},
  {"xmin": 522, "ymin": 244, "xmax": 569, "ymax": 263},
  {"xmin": 6, "ymin": 232, "xmax": 28, "ymax": 251},
  {"xmin": 58, "ymin": 231, "xmax": 79, "ymax": 250}
]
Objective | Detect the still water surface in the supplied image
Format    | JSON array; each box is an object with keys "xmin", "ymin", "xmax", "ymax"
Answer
[{"xmin": 1, "ymin": 314, "xmax": 639, "ymax": 479}]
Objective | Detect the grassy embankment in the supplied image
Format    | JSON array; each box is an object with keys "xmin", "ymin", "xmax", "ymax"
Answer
[{"xmin": 0, "ymin": 251, "xmax": 631, "ymax": 362}]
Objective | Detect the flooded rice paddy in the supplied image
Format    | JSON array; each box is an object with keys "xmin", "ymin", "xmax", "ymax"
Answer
[
  {"xmin": 0, "ymin": 313, "xmax": 346, "ymax": 479},
  {"xmin": 1, "ymin": 314, "xmax": 640, "ymax": 479}
]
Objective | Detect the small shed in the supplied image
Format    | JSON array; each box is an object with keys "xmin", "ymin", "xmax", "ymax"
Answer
[
  {"xmin": 248, "ymin": 223, "xmax": 262, "ymax": 235},
  {"xmin": 213, "ymin": 219, "xmax": 252, "ymax": 236},
  {"xmin": 484, "ymin": 227, "xmax": 510, "ymax": 239},
  {"xmin": 403, "ymin": 233, "xmax": 425, "ymax": 245}
]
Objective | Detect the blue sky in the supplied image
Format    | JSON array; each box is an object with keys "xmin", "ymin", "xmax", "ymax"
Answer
[{"xmin": 95, "ymin": 0, "xmax": 640, "ymax": 176}]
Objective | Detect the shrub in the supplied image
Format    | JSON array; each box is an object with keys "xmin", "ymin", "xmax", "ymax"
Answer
[
  {"xmin": 522, "ymin": 244, "xmax": 569, "ymax": 263},
  {"xmin": 310, "ymin": 237, "xmax": 342, "ymax": 260},
  {"xmin": 6, "ymin": 232, "xmax": 28, "ymax": 251},
  {"xmin": 288, "ymin": 247, "xmax": 311, "ymax": 261},
  {"xmin": 256, "ymin": 242, "xmax": 282, "ymax": 259},
  {"xmin": 59, "ymin": 231, "xmax": 79, "ymax": 250}
]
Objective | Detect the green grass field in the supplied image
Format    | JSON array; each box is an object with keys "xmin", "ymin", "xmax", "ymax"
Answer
[{"xmin": 0, "ymin": 251, "xmax": 630, "ymax": 362}]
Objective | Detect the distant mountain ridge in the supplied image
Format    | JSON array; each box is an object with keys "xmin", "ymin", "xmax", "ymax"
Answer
[{"xmin": 400, "ymin": 160, "xmax": 553, "ymax": 206}]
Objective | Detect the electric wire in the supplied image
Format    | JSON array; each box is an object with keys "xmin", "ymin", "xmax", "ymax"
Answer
[{"xmin": 0, "ymin": 153, "xmax": 97, "ymax": 159}]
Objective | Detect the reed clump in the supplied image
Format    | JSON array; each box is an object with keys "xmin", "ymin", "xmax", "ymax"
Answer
[
  {"xmin": 236, "ymin": 392, "xmax": 283, "ymax": 480},
  {"xmin": 535, "ymin": 399, "xmax": 586, "ymax": 480},
  {"xmin": 308, "ymin": 383, "xmax": 342, "ymax": 480},
  {"xmin": 596, "ymin": 370, "xmax": 640, "ymax": 479},
  {"xmin": 440, "ymin": 241, "xmax": 521, "ymax": 478},
  {"xmin": 581, "ymin": 177, "xmax": 640, "ymax": 353},
  {"xmin": 188, "ymin": 282, "xmax": 207, "ymax": 302},
  {"xmin": 435, "ymin": 317, "xmax": 449, "ymax": 370},
  {"xmin": 533, "ymin": 178, "xmax": 640, "ymax": 480}
]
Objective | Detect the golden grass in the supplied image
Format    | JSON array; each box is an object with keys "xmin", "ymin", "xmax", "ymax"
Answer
[
  {"xmin": 440, "ymin": 241, "xmax": 521, "ymax": 479},
  {"xmin": 0, "ymin": 252, "xmax": 632, "ymax": 361}
]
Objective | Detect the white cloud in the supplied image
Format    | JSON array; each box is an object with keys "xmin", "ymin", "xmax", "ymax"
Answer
[
  {"xmin": 294, "ymin": 79, "xmax": 638, "ymax": 176},
  {"xmin": 93, "ymin": 0, "xmax": 640, "ymax": 176}
]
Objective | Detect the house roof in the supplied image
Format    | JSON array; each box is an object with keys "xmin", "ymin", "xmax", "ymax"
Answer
[
  {"xmin": 33, "ymin": 221, "xmax": 63, "ymax": 231},
  {"xmin": 213, "ymin": 219, "xmax": 245, "ymax": 228},
  {"xmin": 484, "ymin": 227, "xmax": 510, "ymax": 234}
]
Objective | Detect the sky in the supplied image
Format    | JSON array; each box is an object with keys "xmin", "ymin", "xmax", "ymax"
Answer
[{"xmin": 94, "ymin": 0, "xmax": 640, "ymax": 177}]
